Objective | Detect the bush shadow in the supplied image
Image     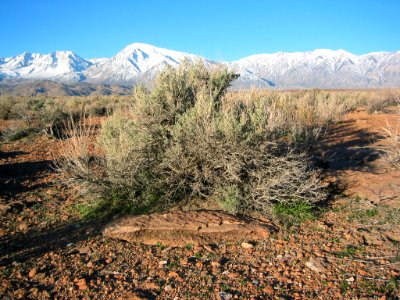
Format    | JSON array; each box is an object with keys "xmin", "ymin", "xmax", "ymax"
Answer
[
  {"xmin": 0, "ymin": 159, "xmax": 54, "ymax": 197},
  {"xmin": 0, "ymin": 219, "xmax": 107, "ymax": 265}
]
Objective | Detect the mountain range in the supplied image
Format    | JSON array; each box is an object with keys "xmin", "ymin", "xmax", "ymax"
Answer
[{"xmin": 1, "ymin": 42, "xmax": 399, "ymax": 91}]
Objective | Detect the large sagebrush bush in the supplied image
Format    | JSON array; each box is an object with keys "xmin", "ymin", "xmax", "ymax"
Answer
[{"xmin": 57, "ymin": 61, "xmax": 327, "ymax": 218}]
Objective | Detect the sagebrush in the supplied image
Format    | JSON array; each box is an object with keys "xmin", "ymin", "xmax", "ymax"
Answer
[{"xmin": 57, "ymin": 62, "xmax": 339, "ymax": 218}]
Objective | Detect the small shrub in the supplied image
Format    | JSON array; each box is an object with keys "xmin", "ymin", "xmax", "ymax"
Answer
[
  {"xmin": 1, "ymin": 125, "xmax": 35, "ymax": 142},
  {"xmin": 0, "ymin": 96, "xmax": 16, "ymax": 119},
  {"xmin": 273, "ymin": 201, "xmax": 317, "ymax": 227}
]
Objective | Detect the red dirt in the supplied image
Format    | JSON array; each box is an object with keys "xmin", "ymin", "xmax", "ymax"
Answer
[
  {"xmin": 318, "ymin": 107, "xmax": 400, "ymax": 207},
  {"xmin": 1, "ymin": 110, "xmax": 399, "ymax": 299}
]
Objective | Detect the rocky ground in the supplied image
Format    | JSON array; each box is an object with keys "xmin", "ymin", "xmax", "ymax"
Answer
[{"xmin": 0, "ymin": 109, "xmax": 399, "ymax": 299}]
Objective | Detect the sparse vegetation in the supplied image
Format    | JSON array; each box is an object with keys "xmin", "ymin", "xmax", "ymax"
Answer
[
  {"xmin": 0, "ymin": 95, "xmax": 131, "ymax": 141},
  {"xmin": 1, "ymin": 76, "xmax": 400, "ymax": 299}
]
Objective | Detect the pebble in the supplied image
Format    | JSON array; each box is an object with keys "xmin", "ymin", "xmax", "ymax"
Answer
[
  {"xmin": 241, "ymin": 242, "xmax": 253, "ymax": 249},
  {"xmin": 28, "ymin": 268, "xmax": 37, "ymax": 279}
]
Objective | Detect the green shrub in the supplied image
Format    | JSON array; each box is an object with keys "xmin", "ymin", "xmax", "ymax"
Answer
[{"xmin": 273, "ymin": 201, "xmax": 317, "ymax": 227}]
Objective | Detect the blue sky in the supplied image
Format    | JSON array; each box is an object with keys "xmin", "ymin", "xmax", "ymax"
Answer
[{"xmin": 1, "ymin": 0, "xmax": 399, "ymax": 61}]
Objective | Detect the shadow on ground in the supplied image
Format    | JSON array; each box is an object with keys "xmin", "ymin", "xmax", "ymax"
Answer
[
  {"xmin": 313, "ymin": 119, "xmax": 384, "ymax": 172},
  {"xmin": 0, "ymin": 151, "xmax": 27, "ymax": 159},
  {"xmin": 0, "ymin": 219, "xmax": 106, "ymax": 265},
  {"xmin": 0, "ymin": 159, "xmax": 54, "ymax": 198}
]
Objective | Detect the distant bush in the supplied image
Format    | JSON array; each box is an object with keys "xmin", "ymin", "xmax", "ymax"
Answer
[
  {"xmin": 0, "ymin": 96, "xmax": 16, "ymax": 120},
  {"xmin": 0, "ymin": 124, "xmax": 35, "ymax": 142},
  {"xmin": 57, "ymin": 61, "xmax": 329, "ymax": 219}
]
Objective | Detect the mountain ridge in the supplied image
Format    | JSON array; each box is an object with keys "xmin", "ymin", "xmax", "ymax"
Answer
[{"xmin": 1, "ymin": 43, "xmax": 399, "ymax": 89}]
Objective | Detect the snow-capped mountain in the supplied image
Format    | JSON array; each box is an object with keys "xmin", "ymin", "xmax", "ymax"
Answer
[
  {"xmin": 85, "ymin": 43, "xmax": 215, "ymax": 84},
  {"xmin": 231, "ymin": 49, "xmax": 400, "ymax": 88},
  {"xmin": 0, "ymin": 51, "xmax": 92, "ymax": 82},
  {"xmin": 1, "ymin": 43, "xmax": 399, "ymax": 88}
]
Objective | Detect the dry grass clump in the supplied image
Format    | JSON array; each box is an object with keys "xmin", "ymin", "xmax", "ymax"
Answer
[
  {"xmin": 380, "ymin": 104, "xmax": 400, "ymax": 168},
  {"xmin": 365, "ymin": 90, "xmax": 400, "ymax": 114},
  {"xmin": 57, "ymin": 61, "xmax": 330, "ymax": 218}
]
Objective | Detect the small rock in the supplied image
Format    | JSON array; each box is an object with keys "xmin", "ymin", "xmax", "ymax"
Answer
[
  {"xmin": 211, "ymin": 261, "xmax": 221, "ymax": 268},
  {"xmin": 76, "ymin": 278, "xmax": 88, "ymax": 290},
  {"xmin": 158, "ymin": 260, "xmax": 168, "ymax": 267},
  {"xmin": 28, "ymin": 268, "xmax": 37, "ymax": 279},
  {"xmin": 179, "ymin": 258, "xmax": 188, "ymax": 266},
  {"xmin": 18, "ymin": 222, "xmax": 28, "ymax": 232},
  {"xmin": 203, "ymin": 245, "xmax": 213, "ymax": 252},
  {"xmin": 358, "ymin": 269, "xmax": 368, "ymax": 276},
  {"xmin": 384, "ymin": 229, "xmax": 400, "ymax": 242},
  {"xmin": 164, "ymin": 284, "xmax": 173, "ymax": 292},
  {"xmin": 105, "ymin": 257, "xmax": 113, "ymax": 264},
  {"xmin": 0, "ymin": 204, "xmax": 11, "ymax": 214},
  {"xmin": 36, "ymin": 273, "xmax": 46, "ymax": 282},
  {"xmin": 217, "ymin": 291, "xmax": 233, "ymax": 300},
  {"xmin": 167, "ymin": 271, "xmax": 180, "ymax": 279},
  {"xmin": 14, "ymin": 288, "xmax": 26, "ymax": 299},
  {"xmin": 362, "ymin": 232, "xmax": 384, "ymax": 246},
  {"xmin": 305, "ymin": 257, "xmax": 327, "ymax": 273},
  {"xmin": 227, "ymin": 272, "xmax": 239, "ymax": 279},
  {"xmin": 241, "ymin": 242, "xmax": 253, "ymax": 249},
  {"xmin": 79, "ymin": 247, "xmax": 91, "ymax": 255},
  {"xmin": 263, "ymin": 285, "xmax": 274, "ymax": 294}
]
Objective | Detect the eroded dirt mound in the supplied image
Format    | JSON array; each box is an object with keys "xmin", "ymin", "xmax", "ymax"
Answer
[{"xmin": 103, "ymin": 210, "xmax": 276, "ymax": 246}]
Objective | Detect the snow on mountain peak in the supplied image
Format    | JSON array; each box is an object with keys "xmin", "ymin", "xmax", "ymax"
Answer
[{"xmin": 0, "ymin": 43, "xmax": 399, "ymax": 88}]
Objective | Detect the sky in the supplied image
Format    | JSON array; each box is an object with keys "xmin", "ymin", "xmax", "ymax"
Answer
[{"xmin": 1, "ymin": 0, "xmax": 399, "ymax": 61}]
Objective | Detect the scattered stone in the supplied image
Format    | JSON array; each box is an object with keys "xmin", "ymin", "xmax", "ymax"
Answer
[
  {"xmin": 263, "ymin": 285, "xmax": 274, "ymax": 294},
  {"xmin": 384, "ymin": 228, "xmax": 400, "ymax": 242},
  {"xmin": 0, "ymin": 204, "xmax": 11, "ymax": 214},
  {"xmin": 14, "ymin": 288, "xmax": 26, "ymax": 299},
  {"xmin": 76, "ymin": 278, "xmax": 87, "ymax": 290},
  {"xmin": 362, "ymin": 231, "xmax": 384, "ymax": 246},
  {"xmin": 305, "ymin": 257, "xmax": 327, "ymax": 273},
  {"xmin": 105, "ymin": 257, "xmax": 113, "ymax": 264},
  {"xmin": 36, "ymin": 273, "xmax": 46, "ymax": 282},
  {"xmin": 17, "ymin": 222, "xmax": 28, "ymax": 231},
  {"xmin": 217, "ymin": 291, "xmax": 233, "ymax": 300},
  {"xmin": 79, "ymin": 247, "xmax": 91, "ymax": 255},
  {"xmin": 103, "ymin": 210, "xmax": 275, "ymax": 247},
  {"xmin": 28, "ymin": 268, "xmax": 37, "ymax": 279},
  {"xmin": 158, "ymin": 260, "xmax": 168, "ymax": 267},
  {"xmin": 241, "ymin": 242, "xmax": 254, "ymax": 249},
  {"xmin": 164, "ymin": 284, "xmax": 173, "ymax": 292}
]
